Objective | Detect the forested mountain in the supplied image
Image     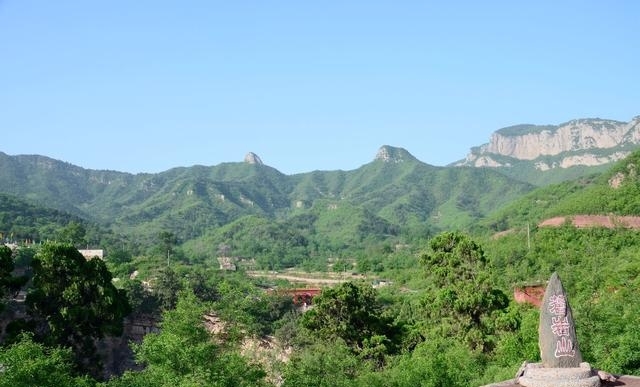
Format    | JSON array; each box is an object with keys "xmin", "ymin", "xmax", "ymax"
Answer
[
  {"xmin": 0, "ymin": 147, "xmax": 533, "ymax": 250},
  {"xmin": 484, "ymin": 147, "xmax": 640, "ymax": 232}
]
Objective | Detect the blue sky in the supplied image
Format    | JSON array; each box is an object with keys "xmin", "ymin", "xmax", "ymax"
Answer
[{"xmin": 1, "ymin": 1, "xmax": 638, "ymax": 174}]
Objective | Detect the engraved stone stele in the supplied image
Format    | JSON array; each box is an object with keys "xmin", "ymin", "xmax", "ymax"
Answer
[
  {"xmin": 518, "ymin": 272, "xmax": 601, "ymax": 387},
  {"xmin": 539, "ymin": 272, "xmax": 582, "ymax": 367}
]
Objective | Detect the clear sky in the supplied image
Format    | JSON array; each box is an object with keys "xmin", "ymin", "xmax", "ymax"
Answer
[{"xmin": 1, "ymin": 1, "xmax": 638, "ymax": 175}]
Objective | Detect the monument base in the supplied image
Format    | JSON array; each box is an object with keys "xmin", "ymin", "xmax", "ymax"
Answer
[{"xmin": 518, "ymin": 362, "xmax": 601, "ymax": 387}]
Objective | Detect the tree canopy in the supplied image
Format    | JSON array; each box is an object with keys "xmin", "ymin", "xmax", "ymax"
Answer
[
  {"xmin": 420, "ymin": 231, "xmax": 510, "ymax": 352},
  {"xmin": 25, "ymin": 242, "xmax": 130, "ymax": 372}
]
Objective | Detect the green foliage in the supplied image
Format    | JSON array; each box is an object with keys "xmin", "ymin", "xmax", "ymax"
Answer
[
  {"xmin": 496, "ymin": 123, "xmax": 558, "ymax": 136},
  {"xmin": 183, "ymin": 215, "xmax": 310, "ymax": 268},
  {"xmin": 496, "ymin": 158, "xmax": 611, "ymax": 187},
  {"xmin": 419, "ymin": 232, "xmax": 509, "ymax": 352},
  {"xmin": 0, "ymin": 333, "xmax": 95, "ymax": 387},
  {"xmin": 357, "ymin": 337, "xmax": 484, "ymax": 387},
  {"xmin": 0, "ymin": 245, "xmax": 12, "ymax": 291},
  {"xmin": 8, "ymin": 141, "xmax": 640, "ymax": 385},
  {"xmin": 154, "ymin": 267, "xmax": 183, "ymax": 310},
  {"xmin": 56, "ymin": 220, "xmax": 87, "ymax": 246},
  {"xmin": 300, "ymin": 281, "xmax": 399, "ymax": 358},
  {"xmin": 25, "ymin": 242, "xmax": 131, "ymax": 372},
  {"xmin": 0, "ymin": 245, "xmax": 14, "ymax": 312},
  {"xmin": 212, "ymin": 273, "xmax": 293, "ymax": 336},
  {"xmin": 282, "ymin": 339, "xmax": 360, "ymax": 387},
  {"xmin": 109, "ymin": 291, "xmax": 268, "ymax": 387},
  {"xmin": 0, "ymin": 193, "xmax": 88, "ymax": 243},
  {"xmin": 490, "ymin": 304, "xmax": 540, "ymax": 369},
  {"xmin": 0, "ymin": 149, "xmax": 533, "ymax": 261},
  {"xmin": 121, "ymin": 279, "xmax": 159, "ymax": 314}
]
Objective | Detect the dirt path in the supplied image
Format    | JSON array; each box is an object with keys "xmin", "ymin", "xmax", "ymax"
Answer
[{"xmin": 246, "ymin": 271, "xmax": 364, "ymax": 285}]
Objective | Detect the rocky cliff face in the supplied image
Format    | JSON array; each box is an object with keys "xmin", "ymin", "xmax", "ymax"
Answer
[
  {"xmin": 457, "ymin": 116, "xmax": 640, "ymax": 170},
  {"xmin": 244, "ymin": 152, "xmax": 264, "ymax": 165}
]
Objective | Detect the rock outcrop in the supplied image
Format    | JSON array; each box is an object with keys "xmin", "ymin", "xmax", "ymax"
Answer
[
  {"xmin": 375, "ymin": 145, "xmax": 417, "ymax": 164},
  {"xmin": 244, "ymin": 152, "xmax": 264, "ymax": 165},
  {"xmin": 457, "ymin": 116, "xmax": 640, "ymax": 170}
]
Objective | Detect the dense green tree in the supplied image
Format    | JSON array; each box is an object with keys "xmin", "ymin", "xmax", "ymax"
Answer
[
  {"xmin": 107, "ymin": 291, "xmax": 268, "ymax": 387},
  {"xmin": 158, "ymin": 231, "xmax": 177, "ymax": 265},
  {"xmin": 356, "ymin": 336, "xmax": 484, "ymax": 387},
  {"xmin": 282, "ymin": 339, "xmax": 360, "ymax": 387},
  {"xmin": 25, "ymin": 242, "xmax": 130, "ymax": 373},
  {"xmin": 0, "ymin": 246, "xmax": 28, "ymax": 312},
  {"xmin": 419, "ymin": 231, "xmax": 509, "ymax": 352},
  {"xmin": 209, "ymin": 273, "xmax": 293, "ymax": 336},
  {"xmin": 0, "ymin": 333, "xmax": 95, "ymax": 387},
  {"xmin": 0, "ymin": 245, "xmax": 12, "ymax": 291},
  {"xmin": 154, "ymin": 266, "xmax": 183, "ymax": 310},
  {"xmin": 122, "ymin": 279, "xmax": 159, "ymax": 315},
  {"xmin": 0, "ymin": 245, "xmax": 13, "ymax": 311},
  {"xmin": 12, "ymin": 245, "xmax": 35, "ymax": 268},
  {"xmin": 57, "ymin": 221, "xmax": 87, "ymax": 246},
  {"xmin": 187, "ymin": 269, "xmax": 220, "ymax": 302},
  {"xmin": 300, "ymin": 281, "xmax": 399, "ymax": 358},
  {"xmin": 107, "ymin": 247, "xmax": 132, "ymax": 265}
]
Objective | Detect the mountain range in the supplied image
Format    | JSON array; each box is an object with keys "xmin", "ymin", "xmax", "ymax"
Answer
[
  {"xmin": 0, "ymin": 146, "xmax": 531, "ymax": 250},
  {"xmin": 1, "ymin": 115, "xmax": 639, "ymax": 259}
]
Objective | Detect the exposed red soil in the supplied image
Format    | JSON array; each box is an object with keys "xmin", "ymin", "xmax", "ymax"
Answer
[
  {"xmin": 513, "ymin": 284, "xmax": 545, "ymax": 308},
  {"xmin": 538, "ymin": 215, "xmax": 640, "ymax": 229}
]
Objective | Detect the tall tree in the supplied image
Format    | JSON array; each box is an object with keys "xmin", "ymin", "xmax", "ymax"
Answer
[
  {"xmin": 419, "ymin": 231, "xmax": 509, "ymax": 352},
  {"xmin": 0, "ymin": 245, "xmax": 13, "ymax": 311},
  {"xmin": 0, "ymin": 245, "xmax": 13, "ymax": 293},
  {"xmin": 0, "ymin": 245, "xmax": 27, "ymax": 312},
  {"xmin": 154, "ymin": 266, "xmax": 183, "ymax": 310},
  {"xmin": 26, "ymin": 242, "xmax": 130, "ymax": 372},
  {"xmin": 158, "ymin": 231, "xmax": 176, "ymax": 265},
  {"xmin": 300, "ymin": 281, "xmax": 399, "ymax": 358}
]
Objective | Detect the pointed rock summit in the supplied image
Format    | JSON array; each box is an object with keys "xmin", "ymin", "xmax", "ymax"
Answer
[
  {"xmin": 374, "ymin": 146, "xmax": 417, "ymax": 164},
  {"xmin": 539, "ymin": 272, "xmax": 582, "ymax": 368},
  {"xmin": 244, "ymin": 152, "xmax": 264, "ymax": 165}
]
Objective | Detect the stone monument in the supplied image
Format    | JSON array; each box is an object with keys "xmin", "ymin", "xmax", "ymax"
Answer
[{"xmin": 518, "ymin": 272, "xmax": 601, "ymax": 387}]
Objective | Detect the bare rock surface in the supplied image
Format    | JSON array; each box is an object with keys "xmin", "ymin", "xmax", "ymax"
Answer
[
  {"xmin": 244, "ymin": 152, "xmax": 264, "ymax": 165},
  {"xmin": 457, "ymin": 116, "xmax": 640, "ymax": 169}
]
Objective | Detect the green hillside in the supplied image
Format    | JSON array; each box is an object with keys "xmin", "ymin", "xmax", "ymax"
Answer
[
  {"xmin": 0, "ymin": 193, "xmax": 85, "ymax": 242},
  {"xmin": 5, "ymin": 148, "xmax": 640, "ymax": 385},
  {"xmin": 484, "ymin": 148, "xmax": 640, "ymax": 232},
  {"xmin": 0, "ymin": 147, "xmax": 533, "ymax": 257}
]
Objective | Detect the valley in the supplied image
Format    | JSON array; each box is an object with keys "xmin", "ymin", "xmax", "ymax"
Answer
[{"xmin": 3, "ymin": 121, "xmax": 640, "ymax": 386}]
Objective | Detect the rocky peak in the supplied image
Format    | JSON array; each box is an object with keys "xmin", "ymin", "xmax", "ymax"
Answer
[
  {"xmin": 244, "ymin": 152, "xmax": 264, "ymax": 165},
  {"xmin": 375, "ymin": 146, "xmax": 416, "ymax": 164},
  {"xmin": 456, "ymin": 116, "xmax": 640, "ymax": 170}
]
